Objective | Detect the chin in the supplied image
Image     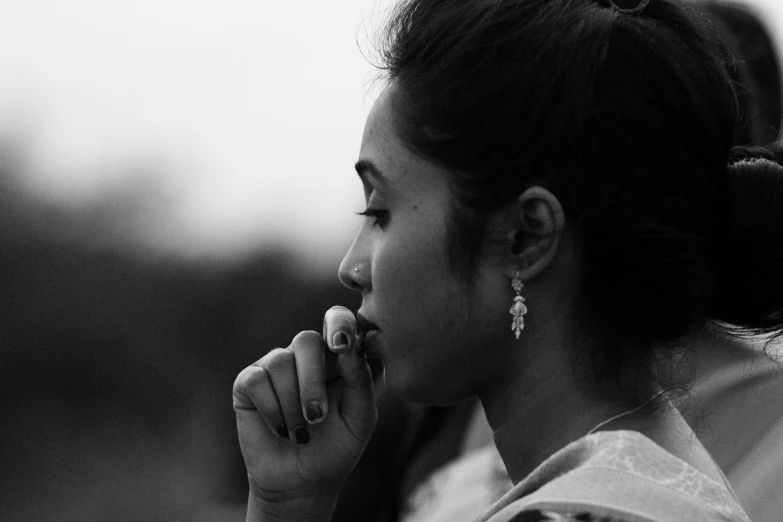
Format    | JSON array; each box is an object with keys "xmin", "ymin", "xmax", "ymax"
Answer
[{"xmin": 381, "ymin": 364, "xmax": 472, "ymax": 406}]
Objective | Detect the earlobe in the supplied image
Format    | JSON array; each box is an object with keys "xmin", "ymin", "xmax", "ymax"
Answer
[{"xmin": 508, "ymin": 186, "xmax": 565, "ymax": 281}]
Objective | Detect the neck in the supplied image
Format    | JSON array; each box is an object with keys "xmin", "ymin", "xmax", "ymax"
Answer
[
  {"xmin": 477, "ymin": 252, "xmax": 667, "ymax": 483},
  {"xmin": 479, "ymin": 362, "xmax": 621, "ymax": 483},
  {"xmin": 479, "ymin": 365, "xmax": 707, "ymax": 485}
]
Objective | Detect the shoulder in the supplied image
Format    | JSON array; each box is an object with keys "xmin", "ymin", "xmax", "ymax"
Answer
[
  {"xmin": 507, "ymin": 509, "xmax": 632, "ymax": 522},
  {"xmin": 482, "ymin": 431, "xmax": 750, "ymax": 522}
]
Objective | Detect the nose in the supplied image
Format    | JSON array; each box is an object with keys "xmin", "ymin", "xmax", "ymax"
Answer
[{"xmin": 338, "ymin": 237, "xmax": 369, "ymax": 292}]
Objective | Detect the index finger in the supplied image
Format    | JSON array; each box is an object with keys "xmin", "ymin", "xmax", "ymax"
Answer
[{"xmin": 323, "ymin": 306, "xmax": 357, "ymax": 354}]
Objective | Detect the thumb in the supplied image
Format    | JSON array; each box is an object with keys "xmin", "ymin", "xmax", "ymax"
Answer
[{"xmin": 336, "ymin": 345, "xmax": 377, "ymax": 442}]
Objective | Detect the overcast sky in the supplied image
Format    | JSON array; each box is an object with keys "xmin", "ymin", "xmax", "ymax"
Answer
[{"xmin": 1, "ymin": 0, "xmax": 781, "ymax": 272}]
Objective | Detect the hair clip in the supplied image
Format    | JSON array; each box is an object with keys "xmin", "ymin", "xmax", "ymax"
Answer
[{"xmin": 609, "ymin": 0, "xmax": 650, "ymax": 15}]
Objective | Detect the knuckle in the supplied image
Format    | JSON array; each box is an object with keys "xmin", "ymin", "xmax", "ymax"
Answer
[
  {"xmin": 293, "ymin": 330, "xmax": 321, "ymax": 343},
  {"xmin": 233, "ymin": 397, "xmax": 249, "ymax": 412},
  {"xmin": 253, "ymin": 346, "xmax": 284, "ymax": 366},
  {"xmin": 233, "ymin": 366, "xmax": 257, "ymax": 390},
  {"xmin": 231, "ymin": 382, "xmax": 246, "ymax": 406},
  {"xmin": 263, "ymin": 348, "xmax": 294, "ymax": 371},
  {"xmin": 299, "ymin": 375, "xmax": 326, "ymax": 392},
  {"xmin": 282, "ymin": 403, "xmax": 306, "ymax": 420},
  {"xmin": 244, "ymin": 366, "xmax": 269, "ymax": 388},
  {"xmin": 232, "ymin": 371, "xmax": 246, "ymax": 391},
  {"xmin": 233, "ymin": 369, "xmax": 261, "ymax": 409},
  {"xmin": 257, "ymin": 399, "xmax": 283, "ymax": 420},
  {"xmin": 291, "ymin": 330, "xmax": 323, "ymax": 352}
]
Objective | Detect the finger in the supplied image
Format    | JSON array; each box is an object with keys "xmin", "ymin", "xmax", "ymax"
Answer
[
  {"xmin": 234, "ymin": 365, "xmax": 289, "ymax": 439},
  {"xmin": 264, "ymin": 348, "xmax": 311, "ymax": 445},
  {"xmin": 292, "ymin": 331, "xmax": 329, "ymax": 424},
  {"xmin": 323, "ymin": 306, "xmax": 357, "ymax": 354},
  {"xmin": 335, "ymin": 347, "xmax": 377, "ymax": 444}
]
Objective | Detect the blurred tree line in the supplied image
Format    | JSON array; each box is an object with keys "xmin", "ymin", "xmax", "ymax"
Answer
[{"xmin": 0, "ymin": 139, "xmax": 414, "ymax": 521}]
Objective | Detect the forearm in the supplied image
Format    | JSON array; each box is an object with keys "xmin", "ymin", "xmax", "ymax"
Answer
[{"xmin": 246, "ymin": 490, "xmax": 338, "ymax": 522}]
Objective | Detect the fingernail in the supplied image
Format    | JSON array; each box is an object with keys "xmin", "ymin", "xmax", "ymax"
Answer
[
  {"xmin": 277, "ymin": 426, "xmax": 289, "ymax": 439},
  {"xmin": 333, "ymin": 332, "xmax": 349, "ymax": 351},
  {"xmin": 306, "ymin": 401, "xmax": 324, "ymax": 423},
  {"xmin": 293, "ymin": 426, "xmax": 311, "ymax": 445}
]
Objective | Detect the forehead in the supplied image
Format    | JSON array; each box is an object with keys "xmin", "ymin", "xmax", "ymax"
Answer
[
  {"xmin": 360, "ymin": 89, "xmax": 402, "ymax": 175},
  {"xmin": 359, "ymin": 88, "xmax": 448, "ymax": 192}
]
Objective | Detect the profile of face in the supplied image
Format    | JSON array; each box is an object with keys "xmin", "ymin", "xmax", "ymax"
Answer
[{"xmin": 338, "ymin": 87, "xmax": 517, "ymax": 405}]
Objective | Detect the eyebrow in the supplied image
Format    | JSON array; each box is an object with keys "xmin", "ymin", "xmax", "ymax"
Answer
[{"xmin": 354, "ymin": 159, "xmax": 388, "ymax": 185}]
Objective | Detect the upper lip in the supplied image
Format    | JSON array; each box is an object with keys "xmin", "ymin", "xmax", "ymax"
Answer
[{"xmin": 356, "ymin": 312, "xmax": 380, "ymax": 334}]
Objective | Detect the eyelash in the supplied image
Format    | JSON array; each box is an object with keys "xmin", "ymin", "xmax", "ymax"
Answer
[{"xmin": 356, "ymin": 208, "xmax": 388, "ymax": 227}]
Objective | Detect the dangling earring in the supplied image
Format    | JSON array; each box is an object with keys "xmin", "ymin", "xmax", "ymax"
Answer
[{"xmin": 510, "ymin": 271, "xmax": 527, "ymax": 339}]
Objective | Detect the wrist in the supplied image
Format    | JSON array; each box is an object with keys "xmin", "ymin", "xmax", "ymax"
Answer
[{"xmin": 246, "ymin": 490, "xmax": 338, "ymax": 522}]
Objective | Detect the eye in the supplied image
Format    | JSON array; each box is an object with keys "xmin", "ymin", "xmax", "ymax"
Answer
[{"xmin": 355, "ymin": 208, "xmax": 389, "ymax": 227}]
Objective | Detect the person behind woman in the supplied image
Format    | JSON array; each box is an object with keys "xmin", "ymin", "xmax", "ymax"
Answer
[{"xmin": 232, "ymin": 0, "xmax": 783, "ymax": 520}]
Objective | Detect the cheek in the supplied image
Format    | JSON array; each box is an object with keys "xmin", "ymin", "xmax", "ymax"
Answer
[
  {"xmin": 372, "ymin": 244, "xmax": 494, "ymax": 396},
  {"xmin": 373, "ymin": 230, "xmax": 451, "ymax": 324}
]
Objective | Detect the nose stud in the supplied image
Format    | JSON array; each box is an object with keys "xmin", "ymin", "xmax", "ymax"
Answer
[{"xmin": 354, "ymin": 267, "xmax": 361, "ymax": 274}]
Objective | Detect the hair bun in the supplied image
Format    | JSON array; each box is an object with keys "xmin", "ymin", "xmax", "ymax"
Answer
[
  {"xmin": 728, "ymin": 144, "xmax": 781, "ymax": 164},
  {"xmin": 710, "ymin": 144, "xmax": 783, "ymax": 335}
]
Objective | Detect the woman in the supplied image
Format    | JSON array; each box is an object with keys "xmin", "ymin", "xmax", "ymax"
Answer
[
  {"xmin": 396, "ymin": 2, "xmax": 783, "ymax": 520},
  {"xmin": 232, "ymin": 0, "xmax": 783, "ymax": 520}
]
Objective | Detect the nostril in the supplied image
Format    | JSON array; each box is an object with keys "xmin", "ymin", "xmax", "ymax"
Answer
[
  {"xmin": 339, "ymin": 267, "xmax": 362, "ymax": 291},
  {"xmin": 350, "ymin": 272, "xmax": 369, "ymax": 292}
]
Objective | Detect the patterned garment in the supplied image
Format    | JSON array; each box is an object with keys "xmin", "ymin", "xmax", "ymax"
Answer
[
  {"xmin": 404, "ymin": 430, "xmax": 751, "ymax": 522},
  {"xmin": 478, "ymin": 430, "xmax": 751, "ymax": 522},
  {"xmin": 402, "ymin": 444, "xmax": 512, "ymax": 522}
]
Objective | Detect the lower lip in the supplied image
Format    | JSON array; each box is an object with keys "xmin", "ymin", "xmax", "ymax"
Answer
[{"xmin": 359, "ymin": 329, "xmax": 380, "ymax": 356}]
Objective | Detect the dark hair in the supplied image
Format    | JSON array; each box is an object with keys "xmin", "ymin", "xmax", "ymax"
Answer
[
  {"xmin": 375, "ymin": 0, "xmax": 783, "ymax": 397},
  {"xmin": 713, "ymin": 145, "xmax": 783, "ymax": 335}
]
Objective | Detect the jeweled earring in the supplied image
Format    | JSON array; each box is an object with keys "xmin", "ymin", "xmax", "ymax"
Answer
[{"xmin": 510, "ymin": 272, "xmax": 527, "ymax": 339}]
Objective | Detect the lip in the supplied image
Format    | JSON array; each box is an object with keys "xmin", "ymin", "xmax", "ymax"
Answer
[
  {"xmin": 356, "ymin": 312, "xmax": 381, "ymax": 356},
  {"xmin": 356, "ymin": 312, "xmax": 380, "ymax": 334}
]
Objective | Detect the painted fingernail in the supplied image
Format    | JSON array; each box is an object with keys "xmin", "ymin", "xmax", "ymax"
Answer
[
  {"xmin": 306, "ymin": 401, "xmax": 324, "ymax": 423},
  {"xmin": 293, "ymin": 426, "xmax": 311, "ymax": 445},
  {"xmin": 277, "ymin": 426, "xmax": 289, "ymax": 439},
  {"xmin": 333, "ymin": 332, "xmax": 349, "ymax": 351}
]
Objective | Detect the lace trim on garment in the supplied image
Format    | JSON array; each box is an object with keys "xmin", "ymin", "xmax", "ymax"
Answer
[{"xmin": 584, "ymin": 431, "xmax": 746, "ymax": 518}]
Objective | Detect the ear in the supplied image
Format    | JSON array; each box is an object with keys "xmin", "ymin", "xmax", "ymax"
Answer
[{"xmin": 506, "ymin": 186, "xmax": 565, "ymax": 281}]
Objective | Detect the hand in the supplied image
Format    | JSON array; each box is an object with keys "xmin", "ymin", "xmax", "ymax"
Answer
[{"xmin": 233, "ymin": 306, "xmax": 378, "ymax": 521}]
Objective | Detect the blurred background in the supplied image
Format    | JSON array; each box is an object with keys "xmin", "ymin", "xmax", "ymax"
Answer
[{"xmin": 0, "ymin": 0, "xmax": 782, "ymax": 520}]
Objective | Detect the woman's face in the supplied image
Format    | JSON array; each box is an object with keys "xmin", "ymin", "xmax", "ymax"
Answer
[{"xmin": 339, "ymin": 88, "xmax": 513, "ymax": 405}]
